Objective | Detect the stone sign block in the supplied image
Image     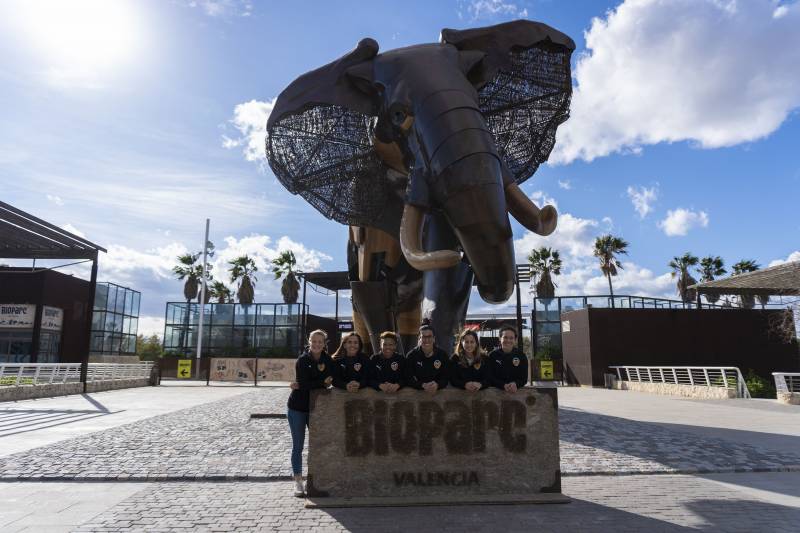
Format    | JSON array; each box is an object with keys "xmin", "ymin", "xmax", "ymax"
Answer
[{"xmin": 307, "ymin": 386, "xmax": 564, "ymax": 506}]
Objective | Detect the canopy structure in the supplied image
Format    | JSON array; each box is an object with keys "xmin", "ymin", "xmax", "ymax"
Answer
[
  {"xmin": 690, "ymin": 261, "xmax": 800, "ymax": 298},
  {"xmin": 0, "ymin": 201, "xmax": 105, "ymax": 390},
  {"xmin": 0, "ymin": 201, "xmax": 106, "ymax": 260}
]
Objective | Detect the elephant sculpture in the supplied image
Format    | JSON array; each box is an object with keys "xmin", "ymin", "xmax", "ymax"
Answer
[{"xmin": 266, "ymin": 20, "xmax": 574, "ymax": 353}]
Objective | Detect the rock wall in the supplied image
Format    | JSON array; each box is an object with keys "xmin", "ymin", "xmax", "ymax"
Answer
[{"xmin": 307, "ymin": 386, "xmax": 563, "ymax": 504}]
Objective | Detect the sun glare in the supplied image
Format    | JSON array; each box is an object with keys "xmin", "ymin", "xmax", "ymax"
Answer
[{"xmin": 17, "ymin": 0, "xmax": 143, "ymax": 86}]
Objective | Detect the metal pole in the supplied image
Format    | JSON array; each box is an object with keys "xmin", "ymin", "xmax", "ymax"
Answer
[
  {"xmin": 515, "ymin": 271, "xmax": 523, "ymax": 351},
  {"xmin": 81, "ymin": 254, "xmax": 99, "ymax": 393},
  {"xmin": 196, "ymin": 218, "xmax": 210, "ymax": 379}
]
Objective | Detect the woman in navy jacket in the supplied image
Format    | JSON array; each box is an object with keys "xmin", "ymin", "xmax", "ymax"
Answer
[
  {"xmin": 449, "ymin": 329, "xmax": 489, "ymax": 392},
  {"xmin": 331, "ymin": 332, "xmax": 370, "ymax": 392},
  {"xmin": 370, "ymin": 331, "xmax": 405, "ymax": 392},
  {"xmin": 287, "ymin": 329, "xmax": 332, "ymax": 496}
]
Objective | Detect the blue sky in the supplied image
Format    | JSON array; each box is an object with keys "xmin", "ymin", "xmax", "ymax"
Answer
[{"xmin": 1, "ymin": 0, "xmax": 799, "ymax": 336}]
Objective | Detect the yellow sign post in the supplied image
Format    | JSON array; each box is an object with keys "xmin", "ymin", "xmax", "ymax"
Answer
[
  {"xmin": 177, "ymin": 359, "xmax": 192, "ymax": 379},
  {"xmin": 539, "ymin": 360, "xmax": 554, "ymax": 380}
]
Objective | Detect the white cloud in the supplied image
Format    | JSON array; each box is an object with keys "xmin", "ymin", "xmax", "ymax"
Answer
[
  {"xmin": 61, "ymin": 223, "xmax": 86, "ymax": 239},
  {"xmin": 557, "ymin": 180, "xmax": 572, "ymax": 190},
  {"xmin": 657, "ymin": 208, "xmax": 709, "ymax": 237},
  {"xmin": 46, "ymin": 194, "xmax": 64, "ymax": 206},
  {"xmin": 467, "ymin": 0, "xmax": 528, "ymax": 20},
  {"xmin": 768, "ymin": 250, "xmax": 800, "ymax": 267},
  {"xmin": 626, "ymin": 184, "xmax": 658, "ymax": 219},
  {"xmin": 528, "ymin": 190, "xmax": 558, "ymax": 210},
  {"xmin": 222, "ymin": 98, "xmax": 276, "ymax": 166},
  {"xmin": 552, "ymin": 0, "xmax": 800, "ymax": 164},
  {"xmin": 187, "ymin": 0, "xmax": 253, "ymax": 18},
  {"xmin": 137, "ymin": 316, "xmax": 166, "ymax": 338}
]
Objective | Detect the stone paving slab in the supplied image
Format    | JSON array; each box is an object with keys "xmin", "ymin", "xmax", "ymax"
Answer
[
  {"xmin": 0, "ymin": 388, "xmax": 798, "ymax": 481},
  {"xmin": 69, "ymin": 474, "xmax": 800, "ymax": 532}
]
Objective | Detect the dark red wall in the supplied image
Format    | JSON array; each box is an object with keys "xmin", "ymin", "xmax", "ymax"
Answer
[
  {"xmin": 562, "ymin": 308, "xmax": 800, "ymax": 387},
  {"xmin": 0, "ymin": 268, "xmax": 92, "ymax": 363}
]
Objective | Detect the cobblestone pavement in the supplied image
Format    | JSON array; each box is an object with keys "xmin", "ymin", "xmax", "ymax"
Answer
[
  {"xmin": 0, "ymin": 389, "xmax": 798, "ymax": 480},
  {"xmin": 68, "ymin": 474, "xmax": 800, "ymax": 532}
]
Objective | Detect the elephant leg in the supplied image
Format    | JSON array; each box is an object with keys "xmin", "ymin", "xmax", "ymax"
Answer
[
  {"xmin": 350, "ymin": 280, "xmax": 397, "ymax": 356},
  {"xmin": 421, "ymin": 211, "xmax": 474, "ymax": 354},
  {"xmin": 351, "ymin": 308, "xmax": 372, "ymax": 355}
]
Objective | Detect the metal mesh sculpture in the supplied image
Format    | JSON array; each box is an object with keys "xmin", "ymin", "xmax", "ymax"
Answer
[{"xmin": 266, "ymin": 20, "xmax": 574, "ymax": 352}]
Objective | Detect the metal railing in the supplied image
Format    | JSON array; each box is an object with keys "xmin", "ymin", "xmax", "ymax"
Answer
[
  {"xmin": 0, "ymin": 362, "xmax": 154, "ymax": 387},
  {"xmin": 773, "ymin": 372, "xmax": 800, "ymax": 394},
  {"xmin": 610, "ymin": 365, "xmax": 751, "ymax": 398}
]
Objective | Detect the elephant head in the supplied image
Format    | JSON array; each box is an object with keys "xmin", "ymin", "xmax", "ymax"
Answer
[{"xmin": 267, "ymin": 20, "xmax": 574, "ymax": 304}]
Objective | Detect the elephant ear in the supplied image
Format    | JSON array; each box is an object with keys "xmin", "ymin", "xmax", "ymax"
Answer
[
  {"xmin": 442, "ymin": 20, "xmax": 575, "ymax": 184},
  {"xmin": 266, "ymin": 39, "xmax": 390, "ymax": 227}
]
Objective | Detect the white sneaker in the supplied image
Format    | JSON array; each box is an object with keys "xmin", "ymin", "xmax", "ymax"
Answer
[{"xmin": 293, "ymin": 475, "xmax": 304, "ymax": 496}]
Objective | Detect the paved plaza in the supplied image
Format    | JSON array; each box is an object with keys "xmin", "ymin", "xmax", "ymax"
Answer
[{"xmin": 1, "ymin": 383, "xmax": 798, "ymax": 531}]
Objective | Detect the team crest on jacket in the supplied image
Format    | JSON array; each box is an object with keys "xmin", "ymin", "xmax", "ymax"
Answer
[
  {"xmin": 474, "ymin": 361, "xmax": 482, "ymax": 370},
  {"xmin": 317, "ymin": 363, "xmax": 326, "ymax": 372},
  {"xmin": 433, "ymin": 359, "xmax": 442, "ymax": 369},
  {"xmin": 391, "ymin": 361, "xmax": 399, "ymax": 371},
  {"xmin": 512, "ymin": 357, "xmax": 520, "ymax": 367},
  {"xmin": 354, "ymin": 362, "xmax": 362, "ymax": 372}
]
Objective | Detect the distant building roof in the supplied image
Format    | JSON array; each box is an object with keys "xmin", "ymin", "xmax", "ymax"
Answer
[
  {"xmin": 0, "ymin": 201, "xmax": 106, "ymax": 260},
  {"xmin": 690, "ymin": 261, "xmax": 800, "ymax": 296}
]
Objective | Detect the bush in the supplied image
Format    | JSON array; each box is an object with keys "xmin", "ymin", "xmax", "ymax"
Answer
[{"xmin": 744, "ymin": 369, "xmax": 776, "ymax": 399}]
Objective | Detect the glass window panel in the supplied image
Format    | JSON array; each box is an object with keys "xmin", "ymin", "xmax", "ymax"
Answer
[
  {"xmin": 114, "ymin": 288, "xmax": 126, "ymax": 314},
  {"xmin": 129, "ymin": 317, "xmax": 138, "ymax": 336},
  {"xmin": 94, "ymin": 284, "xmax": 108, "ymax": 311},
  {"xmin": 209, "ymin": 326, "xmax": 232, "ymax": 349},
  {"xmin": 106, "ymin": 285, "xmax": 117, "ymax": 312},
  {"xmin": 92, "ymin": 311, "xmax": 106, "ymax": 331},
  {"xmin": 123, "ymin": 290, "xmax": 133, "ymax": 315},
  {"xmin": 132, "ymin": 292, "xmax": 140, "ymax": 317},
  {"xmin": 123, "ymin": 317, "xmax": 132, "ymax": 335},
  {"xmin": 235, "ymin": 304, "xmax": 256, "ymax": 325},
  {"xmin": 233, "ymin": 327, "xmax": 254, "ymax": 351},
  {"xmin": 122, "ymin": 335, "xmax": 135, "ymax": 353},
  {"xmin": 534, "ymin": 299, "xmax": 560, "ymax": 321},
  {"xmin": 255, "ymin": 327, "xmax": 274, "ymax": 348},
  {"xmin": 560, "ymin": 298, "xmax": 585, "ymax": 313},
  {"xmin": 212, "ymin": 304, "xmax": 234, "ymax": 325},
  {"xmin": 256, "ymin": 305, "xmax": 275, "ymax": 326},
  {"xmin": 111, "ymin": 314, "xmax": 124, "ymax": 333},
  {"xmin": 90, "ymin": 332, "xmax": 104, "ymax": 352}
]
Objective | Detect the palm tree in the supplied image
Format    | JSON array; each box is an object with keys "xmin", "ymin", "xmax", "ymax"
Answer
[
  {"xmin": 271, "ymin": 250, "xmax": 301, "ymax": 304},
  {"xmin": 732, "ymin": 259, "xmax": 760, "ymax": 309},
  {"xmin": 173, "ymin": 253, "xmax": 201, "ymax": 303},
  {"xmin": 698, "ymin": 256, "xmax": 726, "ymax": 305},
  {"xmin": 528, "ymin": 247, "xmax": 562, "ymax": 299},
  {"xmin": 229, "ymin": 255, "xmax": 258, "ymax": 304},
  {"xmin": 593, "ymin": 234, "xmax": 629, "ymax": 304},
  {"xmin": 209, "ymin": 281, "xmax": 233, "ymax": 304},
  {"xmin": 669, "ymin": 253, "xmax": 699, "ymax": 303}
]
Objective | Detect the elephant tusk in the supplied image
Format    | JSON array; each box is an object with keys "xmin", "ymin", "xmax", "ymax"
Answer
[
  {"xmin": 399, "ymin": 204, "xmax": 461, "ymax": 271},
  {"xmin": 505, "ymin": 182, "xmax": 558, "ymax": 236}
]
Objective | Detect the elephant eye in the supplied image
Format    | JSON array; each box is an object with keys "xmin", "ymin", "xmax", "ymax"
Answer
[{"xmin": 391, "ymin": 109, "xmax": 407, "ymax": 126}]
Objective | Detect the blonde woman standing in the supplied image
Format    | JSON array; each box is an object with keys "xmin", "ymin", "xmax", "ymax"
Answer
[{"xmin": 287, "ymin": 329, "xmax": 332, "ymax": 496}]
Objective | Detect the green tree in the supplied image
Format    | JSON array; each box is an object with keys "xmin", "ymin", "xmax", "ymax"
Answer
[
  {"xmin": 209, "ymin": 281, "xmax": 233, "ymax": 304},
  {"xmin": 229, "ymin": 255, "xmax": 258, "ymax": 304},
  {"xmin": 136, "ymin": 334, "xmax": 163, "ymax": 361},
  {"xmin": 698, "ymin": 256, "xmax": 726, "ymax": 305},
  {"xmin": 732, "ymin": 259, "xmax": 760, "ymax": 309},
  {"xmin": 528, "ymin": 247, "xmax": 562, "ymax": 299},
  {"xmin": 271, "ymin": 250, "xmax": 301, "ymax": 304},
  {"xmin": 669, "ymin": 252, "xmax": 699, "ymax": 303},
  {"xmin": 593, "ymin": 234, "xmax": 629, "ymax": 302}
]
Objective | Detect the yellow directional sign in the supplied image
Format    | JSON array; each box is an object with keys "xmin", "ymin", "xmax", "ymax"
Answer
[
  {"xmin": 177, "ymin": 359, "xmax": 192, "ymax": 379},
  {"xmin": 539, "ymin": 360, "xmax": 554, "ymax": 380}
]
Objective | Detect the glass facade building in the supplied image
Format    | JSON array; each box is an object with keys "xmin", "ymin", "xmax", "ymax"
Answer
[
  {"xmin": 163, "ymin": 302, "xmax": 306, "ymax": 356},
  {"xmin": 90, "ymin": 282, "xmax": 141, "ymax": 356}
]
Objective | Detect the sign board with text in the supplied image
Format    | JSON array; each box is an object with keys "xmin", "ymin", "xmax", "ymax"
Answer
[
  {"xmin": 0, "ymin": 304, "xmax": 35, "ymax": 329},
  {"xmin": 307, "ymin": 387, "xmax": 563, "ymax": 505},
  {"xmin": 177, "ymin": 359, "xmax": 192, "ymax": 379}
]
